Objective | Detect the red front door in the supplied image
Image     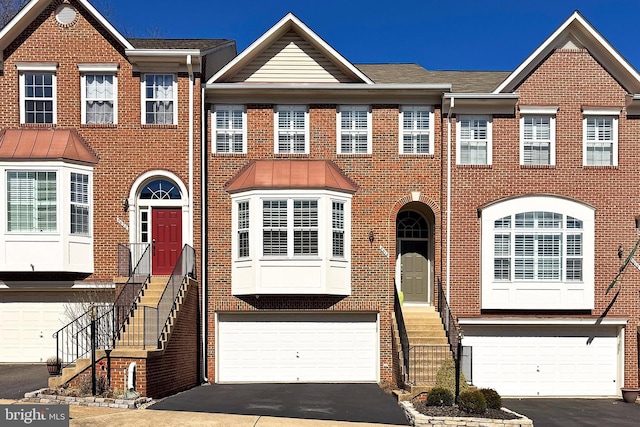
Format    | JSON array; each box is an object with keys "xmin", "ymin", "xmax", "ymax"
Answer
[{"xmin": 152, "ymin": 208, "xmax": 182, "ymax": 275}]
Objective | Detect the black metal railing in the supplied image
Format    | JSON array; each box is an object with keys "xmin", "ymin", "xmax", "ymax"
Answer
[
  {"xmin": 53, "ymin": 243, "xmax": 151, "ymax": 367},
  {"xmin": 394, "ymin": 286, "xmax": 410, "ymax": 383},
  {"xmin": 437, "ymin": 278, "xmax": 460, "ymax": 358},
  {"xmin": 407, "ymin": 345, "xmax": 452, "ymax": 384},
  {"xmin": 117, "ymin": 243, "xmax": 150, "ymax": 277},
  {"xmin": 143, "ymin": 245, "xmax": 197, "ymax": 349},
  {"xmin": 53, "ymin": 303, "xmax": 114, "ymax": 368}
]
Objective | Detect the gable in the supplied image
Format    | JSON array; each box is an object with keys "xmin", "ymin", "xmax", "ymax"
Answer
[
  {"xmin": 227, "ymin": 30, "xmax": 354, "ymax": 83},
  {"xmin": 495, "ymin": 11, "xmax": 640, "ymax": 94}
]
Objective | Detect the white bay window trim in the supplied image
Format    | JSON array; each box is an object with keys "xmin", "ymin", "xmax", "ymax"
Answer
[
  {"xmin": 481, "ymin": 196, "xmax": 594, "ymax": 310},
  {"xmin": 0, "ymin": 161, "xmax": 94, "ymax": 273},
  {"xmin": 274, "ymin": 105, "xmax": 309, "ymax": 154},
  {"xmin": 337, "ymin": 105, "xmax": 372, "ymax": 154},
  {"xmin": 399, "ymin": 106, "xmax": 434, "ymax": 155},
  {"xmin": 456, "ymin": 115, "xmax": 492, "ymax": 165},
  {"xmin": 582, "ymin": 108, "xmax": 619, "ymax": 167},
  {"xmin": 231, "ymin": 189, "xmax": 352, "ymax": 295}
]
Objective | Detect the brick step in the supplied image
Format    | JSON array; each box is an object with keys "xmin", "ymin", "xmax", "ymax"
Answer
[{"xmin": 406, "ymin": 324, "xmax": 446, "ymax": 333}]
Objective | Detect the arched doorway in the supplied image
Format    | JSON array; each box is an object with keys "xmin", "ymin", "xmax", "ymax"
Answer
[
  {"xmin": 396, "ymin": 208, "xmax": 433, "ymax": 304},
  {"xmin": 128, "ymin": 173, "xmax": 189, "ymax": 276}
]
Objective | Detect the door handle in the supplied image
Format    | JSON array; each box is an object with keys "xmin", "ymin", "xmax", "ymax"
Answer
[{"xmin": 152, "ymin": 239, "xmax": 156, "ymax": 256}]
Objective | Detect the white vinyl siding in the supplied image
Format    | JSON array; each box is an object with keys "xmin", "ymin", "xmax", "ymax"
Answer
[
  {"xmin": 214, "ymin": 105, "xmax": 246, "ymax": 154},
  {"xmin": 400, "ymin": 106, "xmax": 434, "ymax": 155},
  {"xmin": 457, "ymin": 115, "xmax": 492, "ymax": 165},
  {"xmin": 142, "ymin": 74, "xmax": 176, "ymax": 125},
  {"xmin": 275, "ymin": 106, "xmax": 309, "ymax": 154},
  {"xmin": 583, "ymin": 114, "xmax": 618, "ymax": 166}
]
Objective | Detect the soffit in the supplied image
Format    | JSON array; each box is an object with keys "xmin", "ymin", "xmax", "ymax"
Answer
[
  {"xmin": 0, "ymin": 129, "xmax": 99, "ymax": 164},
  {"xmin": 225, "ymin": 159, "xmax": 358, "ymax": 194}
]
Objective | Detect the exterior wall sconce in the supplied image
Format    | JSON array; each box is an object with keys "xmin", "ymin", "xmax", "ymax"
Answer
[
  {"xmin": 368, "ymin": 230, "xmax": 374, "ymax": 246},
  {"xmin": 122, "ymin": 198, "xmax": 129, "ymax": 213}
]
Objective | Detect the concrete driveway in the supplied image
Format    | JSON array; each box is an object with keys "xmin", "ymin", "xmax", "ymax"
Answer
[
  {"xmin": 149, "ymin": 383, "xmax": 410, "ymax": 425},
  {"xmin": 0, "ymin": 364, "xmax": 50, "ymax": 399},
  {"xmin": 503, "ymin": 398, "xmax": 640, "ymax": 427}
]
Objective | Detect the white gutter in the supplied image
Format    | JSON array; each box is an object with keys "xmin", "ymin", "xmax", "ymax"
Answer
[
  {"xmin": 205, "ymin": 83, "xmax": 452, "ymax": 91},
  {"xmin": 200, "ymin": 83, "xmax": 208, "ymax": 382},
  {"xmin": 187, "ymin": 55, "xmax": 194, "ymax": 247},
  {"xmin": 446, "ymin": 97, "xmax": 454, "ymax": 303}
]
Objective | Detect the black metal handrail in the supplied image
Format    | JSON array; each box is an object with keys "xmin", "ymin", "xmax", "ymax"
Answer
[
  {"xmin": 117, "ymin": 243, "xmax": 151, "ymax": 277},
  {"xmin": 114, "ymin": 244, "xmax": 151, "ymax": 334},
  {"xmin": 394, "ymin": 286, "xmax": 410, "ymax": 383},
  {"xmin": 437, "ymin": 278, "xmax": 460, "ymax": 359},
  {"xmin": 143, "ymin": 244, "xmax": 196, "ymax": 349}
]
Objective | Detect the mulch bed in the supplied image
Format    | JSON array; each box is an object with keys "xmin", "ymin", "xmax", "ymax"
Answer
[{"xmin": 413, "ymin": 401, "xmax": 521, "ymax": 420}]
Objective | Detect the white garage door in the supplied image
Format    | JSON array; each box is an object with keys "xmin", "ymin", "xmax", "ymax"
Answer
[
  {"xmin": 0, "ymin": 302, "xmax": 72, "ymax": 363},
  {"xmin": 217, "ymin": 313, "xmax": 378, "ymax": 383},
  {"xmin": 462, "ymin": 325, "xmax": 620, "ymax": 396}
]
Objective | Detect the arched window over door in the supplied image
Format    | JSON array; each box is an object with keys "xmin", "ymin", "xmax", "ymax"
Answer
[
  {"xmin": 397, "ymin": 210, "xmax": 431, "ymax": 304},
  {"xmin": 129, "ymin": 173, "xmax": 189, "ymax": 276}
]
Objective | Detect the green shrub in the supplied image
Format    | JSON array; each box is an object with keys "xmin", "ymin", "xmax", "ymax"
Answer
[
  {"xmin": 457, "ymin": 390, "xmax": 487, "ymax": 414},
  {"xmin": 479, "ymin": 388, "xmax": 502, "ymax": 409},
  {"xmin": 434, "ymin": 358, "xmax": 469, "ymax": 396},
  {"xmin": 426, "ymin": 387, "xmax": 454, "ymax": 407}
]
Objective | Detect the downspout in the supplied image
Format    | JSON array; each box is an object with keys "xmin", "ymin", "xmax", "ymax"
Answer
[
  {"xmin": 187, "ymin": 55, "xmax": 194, "ymax": 246},
  {"xmin": 200, "ymin": 83, "xmax": 208, "ymax": 382},
  {"xmin": 446, "ymin": 96, "xmax": 454, "ymax": 303}
]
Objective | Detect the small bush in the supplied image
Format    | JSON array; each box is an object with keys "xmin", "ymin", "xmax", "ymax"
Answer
[
  {"xmin": 479, "ymin": 388, "xmax": 502, "ymax": 409},
  {"xmin": 457, "ymin": 390, "xmax": 487, "ymax": 414},
  {"xmin": 426, "ymin": 387, "xmax": 454, "ymax": 407},
  {"xmin": 434, "ymin": 359, "xmax": 469, "ymax": 396}
]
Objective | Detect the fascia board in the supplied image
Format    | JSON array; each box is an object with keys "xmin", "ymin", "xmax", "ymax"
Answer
[{"xmin": 458, "ymin": 317, "xmax": 628, "ymax": 326}]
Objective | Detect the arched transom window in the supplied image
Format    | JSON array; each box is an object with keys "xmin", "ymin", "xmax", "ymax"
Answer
[
  {"xmin": 139, "ymin": 179, "xmax": 181, "ymax": 200},
  {"xmin": 397, "ymin": 211, "xmax": 429, "ymax": 239}
]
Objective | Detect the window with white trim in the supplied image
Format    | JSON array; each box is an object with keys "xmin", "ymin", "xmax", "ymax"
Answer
[
  {"xmin": 70, "ymin": 172, "xmax": 89, "ymax": 235},
  {"xmin": 237, "ymin": 200, "xmax": 249, "ymax": 258},
  {"xmin": 81, "ymin": 73, "xmax": 116, "ymax": 124},
  {"xmin": 338, "ymin": 106, "xmax": 371, "ymax": 154},
  {"xmin": 18, "ymin": 64, "xmax": 57, "ymax": 124},
  {"xmin": 275, "ymin": 106, "xmax": 308, "ymax": 154},
  {"xmin": 7, "ymin": 171, "xmax": 57, "ymax": 232},
  {"xmin": 583, "ymin": 112, "xmax": 618, "ymax": 166},
  {"xmin": 142, "ymin": 74, "xmax": 176, "ymax": 125},
  {"xmin": 520, "ymin": 115, "xmax": 555, "ymax": 165},
  {"xmin": 400, "ymin": 106, "xmax": 433, "ymax": 155},
  {"xmin": 214, "ymin": 105, "xmax": 246, "ymax": 154},
  {"xmin": 332, "ymin": 201, "xmax": 345, "ymax": 257},
  {"xmin": 481, "ymin": 196, "xmax": 594, "ymax": 310},
  {"xmin": 262, "ymin": 199, "xmax": 318, "ymax": 257},
  {"xmin": 493, "ymin": 211, "xmax": 582, "ymax": 282},
  {"xmin": 457, "ymin": 115, "xmax": 491, "ymax": 165}
]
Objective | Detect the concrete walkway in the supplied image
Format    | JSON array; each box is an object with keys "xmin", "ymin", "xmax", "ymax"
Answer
[{"xmin": 0, "ymin": 399, "xmax": 407, "ymax": 426}]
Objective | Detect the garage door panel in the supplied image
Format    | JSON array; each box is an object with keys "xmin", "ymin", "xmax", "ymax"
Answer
[
  {"xmin": 463, "ymin": 326, "xmax": 619, "ymax": 396},
  {"xmin": 218, "ymin": 313, "xmax": 378, "ymax": 383}
]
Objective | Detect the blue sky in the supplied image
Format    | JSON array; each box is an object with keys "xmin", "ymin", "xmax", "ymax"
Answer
[{"xmin": 97, "ymin": 0, "xmax": 640, "ymax": 72}]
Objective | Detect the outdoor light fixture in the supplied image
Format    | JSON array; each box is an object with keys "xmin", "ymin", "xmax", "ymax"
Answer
[
  {"xmin": 122, "ymin": 198, "xmax": 129, "ymax": 213},
  {"xmin": 368, "ymin": 230, "xmax": 374, "ymax": 246}
]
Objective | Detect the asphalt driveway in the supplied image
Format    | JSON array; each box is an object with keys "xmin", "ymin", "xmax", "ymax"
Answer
[
  {"xmin": 149, "ymin": 383, "xmax": 410, "ymax": 425},
  {"xmin": 0, "ymin": 364, "xmax": 50, "ymax": 399},
  {"xmin": 503, "ymin": 398, "xmax": 640, "ymax": 427}
]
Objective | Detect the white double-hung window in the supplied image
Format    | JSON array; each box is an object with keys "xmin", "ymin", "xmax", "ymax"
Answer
[
  {"xmin": 142, "ymin": 74, "xmax": 177, "ymax": 125},
  {"xmin": 338, "ymin": 106, "xmax": 371, "ymax": 154},
  {"xmin": 457, "ymin": 115, "xmax": 492, "ymax": 165},
  {"xmin": 262, "ymin": 199, "xmax": 318, "ymax": 257},
  {"xmin": 400, "ymin": 106, "xmax": 433, "ymax": 155},
  {"xmin": 583, "ymin": 109, "xmax": 619, "ymax": 166},
  {"xmin": 17, "ymin": 62, "xmax": 57, "ymax": 124},
  {"xmin": 275, "ymin": 105, "xmax": 308, "ymax": 154},
  {"xmin": 79, "ymin": 64, "xmax": 118, "ymax": 125},
  {"xmin": 213, "ymin": 105, "xmax": 246, "ymax": 154},
  {"xmin": 520, "ymin": 107, "xmax": 557, "ymax": 166}
]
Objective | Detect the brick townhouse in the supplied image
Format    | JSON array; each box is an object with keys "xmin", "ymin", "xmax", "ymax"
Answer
[{"xmin": 0, "ymin": 0, "xmax": 638, "ymax": 399}]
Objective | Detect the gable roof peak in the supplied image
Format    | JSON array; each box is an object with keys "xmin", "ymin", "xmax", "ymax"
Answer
[{"xmin": 494, "ymin": 10, "xmax": 640, "ymax": 94}]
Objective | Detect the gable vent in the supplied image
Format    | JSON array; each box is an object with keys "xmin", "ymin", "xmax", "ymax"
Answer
[{"xmin": 55, "ymin": 5, "xmax": 77, "ymax": 26}]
